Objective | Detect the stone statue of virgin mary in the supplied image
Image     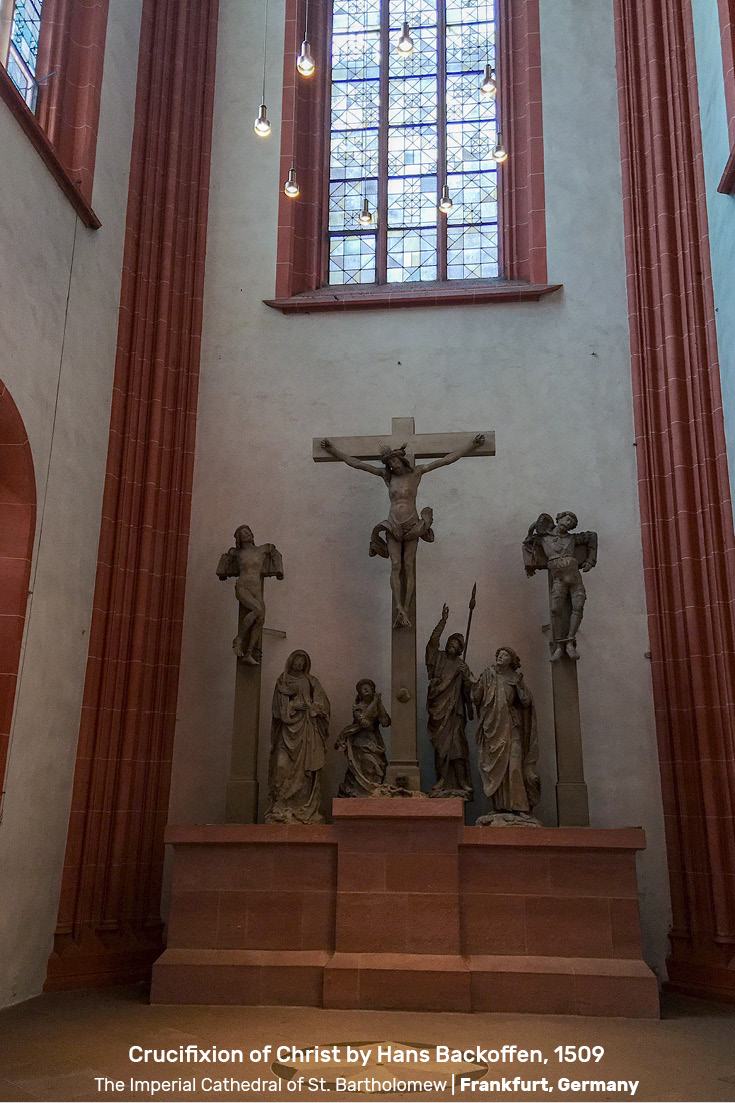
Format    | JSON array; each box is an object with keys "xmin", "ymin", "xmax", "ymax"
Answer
[{"xmin": 265, "ymin": 650, "xmax": 330, "ymax": 824}]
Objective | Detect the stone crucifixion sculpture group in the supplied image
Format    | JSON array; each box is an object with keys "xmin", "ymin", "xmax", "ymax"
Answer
[{"xmin": 216, "ymin": 415, "xmax": 598, "ymax": 827}]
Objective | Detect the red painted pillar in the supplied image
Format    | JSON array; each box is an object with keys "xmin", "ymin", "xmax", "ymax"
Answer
[
  {"xmin": 46, "ymin": 0, "xmax": 219, "ymax": 990},
  {"xmin": 498, "ymin": 0, "xmax": 547, "ymax": 284},
  {"xmin": 615, "ymin": 0, "xmax": 735, "ymax": 1002}
]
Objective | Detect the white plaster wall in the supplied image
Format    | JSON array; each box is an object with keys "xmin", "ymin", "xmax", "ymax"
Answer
[
  {"xmin": 170, "ymin": 0, "xmax": 672, "ymax": 975},
  {"xmin": 0, "ymin": 0, "xmax": 142, "ymax": 1007}
]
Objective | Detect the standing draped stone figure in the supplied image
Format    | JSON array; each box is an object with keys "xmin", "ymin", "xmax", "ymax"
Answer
[
  {"xmin": 335, "ymin": 679, "xmax": 391, "ymax": 797},
  {"xmin": 265, "ymin": 650, "xmax": 330, "ymax": 824},
  {"xmin": 472, "ymin": 647, "xmax": 541, "ymax": 825},
  {"xmin": 425, "ymin": 604, "xmax": 474, "ymax": 799}
]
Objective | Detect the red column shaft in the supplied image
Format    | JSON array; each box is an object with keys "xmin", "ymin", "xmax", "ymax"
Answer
[
  {"xmin": 615, "ymin": 0, "xmax": 735, "ymax": 1003},
  {"xmin": 46, "ymin": 0, "xmax": 219, "ymax": 990}
]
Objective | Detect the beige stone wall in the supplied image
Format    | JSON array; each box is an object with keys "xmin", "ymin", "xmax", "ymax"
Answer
[
  {"xmin": 170, "ymin": 0, "xmax": 672, "ymax": 976},
  {"xmin": 0, "ymin": 0, "xmax": 142, "ymax": 1007}
]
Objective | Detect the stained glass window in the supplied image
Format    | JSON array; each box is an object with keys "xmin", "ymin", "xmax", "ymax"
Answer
[
  {"xmin": 6, "ymin": 0, "xmax": 44, "ymax": 111},
  {"xmin": 328, "ymin": 0, "xmax": 499, "ymax": 286}
]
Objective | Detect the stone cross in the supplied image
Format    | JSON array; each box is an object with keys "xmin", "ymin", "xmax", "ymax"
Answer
[{"xmin": 313, "ymin": 416, "xmax": 495, "ymax": 789}]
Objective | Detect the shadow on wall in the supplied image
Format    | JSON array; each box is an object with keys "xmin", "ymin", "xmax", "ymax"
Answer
[{"xmin": 0, "ymin": 380, "xmax": 36, "ymax": 795}]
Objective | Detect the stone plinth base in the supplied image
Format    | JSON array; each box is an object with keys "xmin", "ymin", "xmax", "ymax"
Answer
[{"xmin": 151, "ymin": 802, "xmax": 659, "ymax": 1017}]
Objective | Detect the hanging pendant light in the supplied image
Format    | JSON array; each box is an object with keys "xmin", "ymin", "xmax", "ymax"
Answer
[
  {"xmin": 438, "ymin": 184, "xmax": 453, "ymax": 213},
  {"xmin": 359, "ymin": 197, "xmax": 373, "ymax": 225},
  {"xmin": 481, "ymin": 63, "xmax": 497, "ymax": 97},
  {"xmin": 396, "ymin": 21, "xmax": 414, "ymax": 55},
  {"xmin": 284, "ymin": 166, "xmax": 300, "ymax": 197},
  {"xmin": 297, "ymin": 39, "xmax": 315, "ymax": 76},
  {"xmin": 254, "ymin": 103, "xmax": 271, "ymax": 137},
  {"xmin": 492, "ymin": 132, "xmax": 508, "ymax": 163},
  {"xmin": 297, "ymin": 1, "xmax": 315, "ymax": 76},
  {"xmin": 255, "ymin": 0, "xmax": 271, "ymax": 136}
]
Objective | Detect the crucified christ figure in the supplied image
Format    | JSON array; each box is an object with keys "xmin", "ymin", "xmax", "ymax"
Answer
[{"xmin": 320, "ymin": 434, "xmax": 485, "ymax": 629}]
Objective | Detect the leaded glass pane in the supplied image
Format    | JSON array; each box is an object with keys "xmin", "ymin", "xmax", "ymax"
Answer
[
  {"xmin": 388, "ymin": 26, "xmax": 437, "ymax": 76},
  {"xmin": 332, "ymin": 0, "xmax": 381, "ymax": 32},
  {"xmin": 387, "ymin": 174, "xmax": 437, "ymax": 227},
  {"xmin": 388, "ymin": 126, "xmax": 438, "ymax": 176},
  {"xmin": 10, "ymin": 0, "xmax": 43, "ymax": 69},
  {"xmin": 330, "ymin": 179, "xmax": 380, "ymax": 230},
  {"xmin": 331, "ymin": 31, "xmax": 381, "ymax": 81},
  {"xmin": 330, "ymin": 234, "xmax": 378, "ymax": 283},
  {"xmin": 446, "ymin": 73, "xmax": 496, "ymax": 123},
  {"xmin": 447, "ymin": 120, "xmax": 497, "ymax": 173},
  {"xmin": 8, "ymin": 0, "xmax": 44, "ymax": 109},
  {"xmin": 331, "ymin": 129, "xmax": 380, "ymax": 179},
  {"xmin": 446, "ymin": 22, "xmax": 494, "ymax": 73},
  {"xmin": 388, "ymin": 76, "xmax": 438, "ymax": 126},
  {"xmin": 388, "ymin": 0, "xmax": 436, "ymax": 28},
  {"xmin": 446, "ymin": 171, "xmax": 497, "ymax": 225},
  {"xmin": 332, "ymin": 80, "xmax": 381, "ymax": 130},
  {"xmin": 445, "ymin": 0, "xmax": 493, "ymax": 24},
  {"xmin": 447, "ymin": 225, "xmax": 499, "ymax": 279},
  {"xmin": 387, "ymin": 229, "xmax": 437, "ymax": 282}
]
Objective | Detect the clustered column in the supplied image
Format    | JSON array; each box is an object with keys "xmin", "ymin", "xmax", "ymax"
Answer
[
  {"xmin": 46, "ymin": 0, "xmax": 219, "ymax": 989},
  {"xmin": 615, "ymin": 0, "xmax": 735, "ymax": 1001}
]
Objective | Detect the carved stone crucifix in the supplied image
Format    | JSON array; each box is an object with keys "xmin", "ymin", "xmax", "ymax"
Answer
[{"xmin": 313, "ymin": 416, "xmax": 495, "ymax": 789}]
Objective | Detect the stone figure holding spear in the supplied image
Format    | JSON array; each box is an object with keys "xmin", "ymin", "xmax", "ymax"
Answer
[{"xmin": 424, "ymin": 588, "xmax": 477, "ymax": 799}]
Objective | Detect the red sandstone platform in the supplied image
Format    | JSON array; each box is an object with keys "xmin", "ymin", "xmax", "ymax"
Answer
[{"xmin": 151, "ymin": 800, "xmax": 659, "ymax": 1017}]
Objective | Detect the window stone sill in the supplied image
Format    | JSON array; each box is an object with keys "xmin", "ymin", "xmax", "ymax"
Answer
[
  {"xmin": 264, "ymin": 279, "xmax": 562, "ymax": 314},
  {"xmin": 0, "ymin": 65, "xmax": 100, "ymax": 230}
]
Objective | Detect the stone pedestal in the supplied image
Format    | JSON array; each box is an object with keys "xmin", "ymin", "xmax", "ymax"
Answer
[
  {"xmin": 385, "ymin": 588, "xmax": 422, "ymax": 792},
  {"xmin": 324, "ymin": 800, "xmax": 469, "ymax": 1011},
  {"xmin": 551, "ymin": 656, "xmax": 590, "ymax": 826},
  {"xmin": 151, "ymin": 803, "xmax": 659, "ymax": 1017},
  {"xmin": 225, "ymin": 657, "xmax": 261, "ymax": 823}
]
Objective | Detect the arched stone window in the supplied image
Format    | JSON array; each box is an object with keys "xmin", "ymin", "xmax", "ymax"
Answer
[
  {"xmin": 0, "ymin": 381, "xmax": 36, "ymax": 802},
  {"xmin": 268, "ymin": 0, "xmax": 554, "ymax": 311}
]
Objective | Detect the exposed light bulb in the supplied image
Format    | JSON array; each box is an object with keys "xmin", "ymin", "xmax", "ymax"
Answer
[
  {"xmin": 254, "ymin": 103, "xmax": 271, "ymax": 137},
  {"xmin": 481, "ymin": 63, "xmax": 497, "ymax": 97},
  {"xmin": 492, "ymin": 133, "xmax": 508, "ymax": 163},
  {"xmin": 438, "ymin": 184, "xmax": 453, "ymax": 213},
  {"xmin": 396, "ymin": 21, "xmax": 414, "ymax": 55},
  {"xmin": 284, "ymin": 167, "xmax": 300, "ymax": 197},
  {"xmin": 358, "ymin": 197, "xmax": 373, "ymax": 225},
  {"xmin": 297, "ymin": 39, "xmax": 315, "ymax": 76}
]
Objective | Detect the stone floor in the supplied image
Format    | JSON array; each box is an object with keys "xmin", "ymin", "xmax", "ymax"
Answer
[{"xmin": 0, "ymin": 985, "xmax": 733, "ymax": 1102}]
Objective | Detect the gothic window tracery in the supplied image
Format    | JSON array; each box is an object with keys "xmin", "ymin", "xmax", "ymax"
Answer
[{"xmin": 327, "ymin": 0, "xmax": 499, "ymax": 285}]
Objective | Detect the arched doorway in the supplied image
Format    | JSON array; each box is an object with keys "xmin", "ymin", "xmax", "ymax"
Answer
[{"xmin": 0, "ymin": 380, "xmax": 36, "ymax": 794}]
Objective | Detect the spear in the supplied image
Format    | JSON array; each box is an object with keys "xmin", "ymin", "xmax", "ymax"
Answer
[{"xmin": 463, "ymin": 583, "xmax": 477, "ymax": 662}]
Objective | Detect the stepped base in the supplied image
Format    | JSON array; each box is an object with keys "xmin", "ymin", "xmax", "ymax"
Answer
[{"xmin": 152, "ymin": 801, "xmax": 659, "ymax": 1017}]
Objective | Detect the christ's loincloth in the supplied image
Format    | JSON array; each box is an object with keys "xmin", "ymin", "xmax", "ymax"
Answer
[{"xmin": 369, "ymin": 507, "xmax": 435, "ymax": 559}]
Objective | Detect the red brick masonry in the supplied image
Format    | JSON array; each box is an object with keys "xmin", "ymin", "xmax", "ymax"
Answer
[{"xmin": 152, "ymin": 801, "xmax": 659, "ymax": 1017}]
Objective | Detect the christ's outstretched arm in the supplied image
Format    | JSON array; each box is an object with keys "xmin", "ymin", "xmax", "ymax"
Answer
[
  {"xmin": 320, "ymin": 438, "xmax": 384, "ymax": 476},
  {"xmin": 419, "ymin": 433, "xmax": 485, "ymax": 473}
]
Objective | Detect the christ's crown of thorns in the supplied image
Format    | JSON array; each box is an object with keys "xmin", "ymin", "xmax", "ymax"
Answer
[{"xmin": 379, "ymin": 443, "xmax": 408, "ymax": 459}]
